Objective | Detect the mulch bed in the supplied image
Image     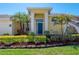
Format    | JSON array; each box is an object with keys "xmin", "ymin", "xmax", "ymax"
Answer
[
  {"xmin": 0, "ymin": 42, "xmax": 6, "ymax": 48},
  {"xmin": 0, "ymin": 41, "xmax": 79, "ymax": 49}
]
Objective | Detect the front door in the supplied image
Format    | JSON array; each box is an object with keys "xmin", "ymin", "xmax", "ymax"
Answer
[
  {"xmin": 37, "ymin": 19, "xmax": 43, "ymax": 35},
  {"xmin": 37, "ymin": 22, "xmax": 43, "ymax": 35}
]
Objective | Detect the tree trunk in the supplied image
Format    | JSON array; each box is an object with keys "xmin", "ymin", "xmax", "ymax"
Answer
[
  {"xmin": 20, "ymin": 21, "xmax": 22, "ymax": 34},
  {"xmin": 20, "ymin": 21, "xmax": 24, "ymax": 34},
  {"xmin": 61, "ymin": 22, "xmax": 64, "ymax": 40},
  {"xmin": 22, "ymin": 23, "xmax": 24, "ymax": 34},
  {"xmin": 22, "ymin": 22, "xmax": 24, "ymax": 34},
  {"xmin": 26, "ymin": 22, "xmax": 29, "ymax": 34}
]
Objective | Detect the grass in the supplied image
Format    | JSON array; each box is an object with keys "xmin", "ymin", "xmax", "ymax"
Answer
[{"xmin": 0, "ymin": 45, "xmax": 79, "ymax": 55}]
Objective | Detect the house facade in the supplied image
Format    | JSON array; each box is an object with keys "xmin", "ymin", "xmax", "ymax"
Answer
[
  {"xmin": 0, "ymin": 7, "xmax": 62, "ymax": 35},
  {"xmin": 28, "ymin": 8, "xmax": 64, "ymax": 35},
  {"xmin": 0, "ymin": 7, "xmax": 78, "ymax": 35}
]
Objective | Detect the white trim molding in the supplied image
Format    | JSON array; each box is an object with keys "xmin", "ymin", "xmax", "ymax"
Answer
[
  {"xmin": 30, "ymin": 12, "xmax": 35, "ymax": 32},
  {"xmin": 45, "ymin": 12, "xmax": 48, "ymax": 31}
]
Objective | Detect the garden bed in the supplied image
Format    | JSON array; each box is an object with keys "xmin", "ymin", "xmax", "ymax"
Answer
[
  {"xmin": 0, "ymin": 35, "xmax": 79, "ymax": 48},
  {"xmin": 0, "ymin": 41, "xmax": 79, "ymax": 49}
]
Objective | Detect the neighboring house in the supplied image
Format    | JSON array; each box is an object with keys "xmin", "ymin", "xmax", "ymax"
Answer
[
  {"xmin": 0, "ymin": 15, "xmax": 20, "ymax": 35},
  {"xmin": 0, "ymin": 15, "xmax": 13, "ymax": 35},
  {"xmin": 0, "ymin": 7, "xmax": 79, "ymax": 35}
]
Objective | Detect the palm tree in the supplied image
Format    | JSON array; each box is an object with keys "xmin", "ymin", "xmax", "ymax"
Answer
[
  {"xmin": 52, "ymin": 15, "xmax": 64, "ymax": 35},
  {"xmin": 12, "ymin": 12, "xmax": 29, "ymax": 34},
  {"xmin": 64, "ymin": 15, "xmax": 73, "ymax": 34},
  {"xmin": 52, "ymin": 14, "xmax": 73, "ymax": 40},
  {"xmin": 20, "ymin": 13, "xmax": 29, "ymax": 34}
]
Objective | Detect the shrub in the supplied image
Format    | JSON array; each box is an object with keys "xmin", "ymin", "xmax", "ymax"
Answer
[
  {"xmin": 3, "ymin": 33, "xmax": 9, "ymax": 35},
  {"xmin": 29, "ymin": 32, "xmax": 35, "ymax": 42},
  {"xmin": 34, "ymin": 36, "xmax": 46, "ymax": 43},
  {"xmin": 44, "ymin": 31, "xmax": 50, "ymax": 36},
  {"xmin": 51, "ymin": 35, "xmax": 62, "ymax": 42},
  {"xmin": 44, "ymin": 31, "xmax": 50, "ymax": 43},
  {"xmin": 0, "ymin": 36, "xmax": 28, "ymax": 44},
  {"xmin": 26, "ymin": 36, "xmax": 35, "ymax": 43},
  {"xmin": 29, "ymin": 32, "xmax": 35, "ymax": 36},
  {"xmin": 0, "ymin": 36, "xmax": 46, "ymax": 44}
]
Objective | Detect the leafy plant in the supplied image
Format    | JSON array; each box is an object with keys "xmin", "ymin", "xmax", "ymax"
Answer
[
  {"xmin": 44, "ymin": 31, "xmax": 50, "ymax": 36},
  {"xmin": 29, "ymin": 32, "xmax": 35, "ymax": 42},
  {"xmin": 0, "ymin": 36, "xmax": 46, "ymax": 44},
  {"xmin": 34, "ymin": 36, "xmax": 46, "ymax": 43},
  {"xmin": 12, "ymin": 12, "xmax": 29, "ymax": 34},
  {"xmin": 3, "ymin": 33, "xmax": 9, "ymax": 35}
]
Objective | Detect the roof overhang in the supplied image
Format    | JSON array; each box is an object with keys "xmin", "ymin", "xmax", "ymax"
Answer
[{"xmin": 27, "ymin": 7, "xmax": 52, "ymax": 12}]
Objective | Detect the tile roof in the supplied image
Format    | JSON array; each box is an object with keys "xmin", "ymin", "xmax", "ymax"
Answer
[
  {"xmin": 0, "ymin": 15, "xmax": 11, "ymax": 20},
  {"xmin": 0, "ymin": 15, "xmax": 11, "ymax": 18}
]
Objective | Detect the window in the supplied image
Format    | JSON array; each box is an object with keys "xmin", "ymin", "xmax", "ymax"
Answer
[
  {"xmin": 51, "ymin": 18, "xmax": 59, "ymax": 24},
  {"xmin": 36, "ymin": 19, "xmax": 43, "ymax": 23},
  {"xmin": 9, "ymin": 24, "xmax": 12, "ymax": 27},
  {"xmin": 52, "ymin": 18, "xmax": 56, "ymax": 22}
]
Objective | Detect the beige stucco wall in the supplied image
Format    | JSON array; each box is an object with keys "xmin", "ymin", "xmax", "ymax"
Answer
[{"xmin": 48, "ymin": 16, "xmax": 65, "ymax": 34}]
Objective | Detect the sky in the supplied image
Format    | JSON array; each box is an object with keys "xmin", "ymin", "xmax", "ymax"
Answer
[{"xmin": 0, "ymin": 3, "xmax": 79, "ymax": 16}]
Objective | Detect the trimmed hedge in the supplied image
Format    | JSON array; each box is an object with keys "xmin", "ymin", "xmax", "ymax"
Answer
[
  {"xmin": 0, "ymin": 34, "xmax": 79, "ymax": 44},
  {"xmin": 0, "ymin": 36, "xmax": 46, "ymax": 44}
]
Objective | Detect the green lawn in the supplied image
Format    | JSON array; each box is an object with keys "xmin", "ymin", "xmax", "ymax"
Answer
[{"xmin": 0, "ymin": 45, "xmax": 79, "ymax": 55}]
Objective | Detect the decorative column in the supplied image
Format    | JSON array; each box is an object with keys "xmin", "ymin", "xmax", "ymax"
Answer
[
  {"xmin": 30, "ymin": 12, "xmax": 35, "ymax": 32},
  {"xmin": 45, "ymin": 12, "xmax": 48, "ymax": 31}
]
